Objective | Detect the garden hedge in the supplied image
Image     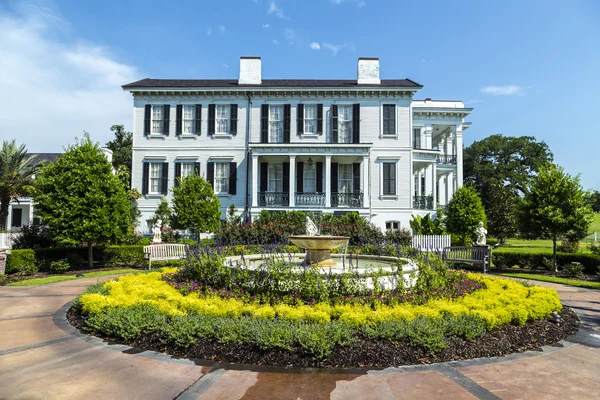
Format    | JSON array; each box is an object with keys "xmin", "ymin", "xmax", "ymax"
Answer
[{"xmin": 492, "ymin": 249, "xmax": 600, "ymax": 274}]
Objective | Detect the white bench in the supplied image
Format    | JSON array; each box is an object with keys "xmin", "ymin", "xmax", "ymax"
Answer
[{"xmin": 143, "ymin": 244, "xmax": 187, "ymax": 269}]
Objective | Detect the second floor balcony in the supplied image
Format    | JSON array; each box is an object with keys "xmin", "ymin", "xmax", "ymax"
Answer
[
  {"xmin": 413, "ymin": 195, "xmax": 434, "ymax": 210},
  {"xmin": 258, "ymin": 191, "xmax": 363, "ymax": 208}
]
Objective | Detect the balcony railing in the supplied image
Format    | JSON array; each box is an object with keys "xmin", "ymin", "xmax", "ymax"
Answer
[
  {"xmin": 259, "ymin": 192, "xmax": 289, "ymax": 207},
  {"xmin": 295, "ymin": 192, "xmax": 326, "ymax": 207},
  {"xmin": 436, "ymin": 154, "xmax": 457, "ymax": 165},
  {"xmin": 332, "ymin": 192, "xmax": 364, "ymax": 208},
  {"xmin": 413, "ymin": 195, "xmax": 434, "ymax": 210}
]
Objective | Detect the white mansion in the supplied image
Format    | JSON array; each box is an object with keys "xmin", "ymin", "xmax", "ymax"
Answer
[{"xmin": 122, "ymin": 57, "xmax": 472, "ymax": 233}]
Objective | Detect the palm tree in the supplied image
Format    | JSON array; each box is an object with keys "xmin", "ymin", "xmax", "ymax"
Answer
[{"xmin": 0, "ymin": 140, "xmax": 38, "ymax": 231}]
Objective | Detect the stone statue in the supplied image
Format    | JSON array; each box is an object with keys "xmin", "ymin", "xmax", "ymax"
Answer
[
  {"xmin": 152, "ymin": 219, "xmax": 162, "ymax": 243},
  {"xmin": 306, "ymin": 216, "xmax": 319, "ymax": 236},
  {"xmin": 475, "ymin": 222, "xmax": 487, "ymax": 246}
]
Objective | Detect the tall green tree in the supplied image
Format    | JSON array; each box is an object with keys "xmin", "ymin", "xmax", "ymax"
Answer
[
  {"xmin": 485, "ymin": 183, "xmax": 519, "ymax": 243},
  {"xmin": 445, "ymin": 186, "xmax": 487, "ymax": 246},
  {"xmin": 34, "ymin": 134, "xmax": 131, "ymax": 268},
  {"xmin": 104, "ymin": 124, "xmax": 133, "ymax": 177},
  {"xmin": 152, "ymin": 197, "xmax": 172, "ymax": 228},
  {"xmin": 0, "ymin": 140, "xmax": 38, "ymax": 231},
  {"xmin": 520, "ymin": 164, "xmax": 594, "ymax": 271},
  {"xmin": 588, "ymin": 190, "xmax": 600, "ymax": 213},
  {"xmin": 171, "ymin": 174, "xmax": 221, "ymax": 242}
]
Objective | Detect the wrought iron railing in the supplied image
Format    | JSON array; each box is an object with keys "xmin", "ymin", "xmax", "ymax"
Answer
[
  {"xmin": 295, "ymin": 192, "xmax": 326, "ymax": 207},
  {"xmin": 413, "ymin": 195, "xmax": 434, "ymax": 210},
  {"xmin": 332, "ymin": 192, "xmax": 364, "ymax": 208},
  {"xmin": 436, "ymin": 154, "xmax": 457, "ymax": 164},
  {"xmin": 258, "ymin": 192, "xmax": 289, "ymax": 207}
]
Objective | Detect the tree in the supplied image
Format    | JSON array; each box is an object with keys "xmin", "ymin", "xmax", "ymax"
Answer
[
  {"xmin": 445, "ymin": 186, "xmax": 486, "ymax": 245},
  {"xmin": 171, "ymin": 174, "xmax": 221, "ymax": 242},
  {"xmin": 520, "ymin": 164, "xmax": 594, "ymax": 271},
  {"xmin": 152, "ymin": 197, "xmax": 172, "ymax": 228},
  {"xmin": 0, "ymin": 140, "xmax": 38, "ymax": 231},
  {"xmin": 104, "ymin": 124, "xmax": 133, "ymax": 177},
  {"xmin": 588, "ymin": 190, "xmax": 600, "ymax": 213},
  {"xmin": 33, "ymin": 134, "xmax": 131, "ymax": 268},
  {"xmin": 485, "ymin": 183, "xmax": 519, "ymax": 243}
]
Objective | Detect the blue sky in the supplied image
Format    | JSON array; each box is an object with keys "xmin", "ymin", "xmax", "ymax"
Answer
[{"xmin": 1, "ymin": 0, "xmax": 599, "ymax": 189}]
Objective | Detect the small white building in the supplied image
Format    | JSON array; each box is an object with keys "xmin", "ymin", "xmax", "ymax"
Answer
[{"xmin": 122, "ymin": 57, "xmax": 472, "ymax": 233}]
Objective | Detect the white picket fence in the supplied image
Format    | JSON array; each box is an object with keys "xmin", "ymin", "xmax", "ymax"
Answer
[{"xmin": 412, "ymin": 235, "xmax": 451, "ymax": 251}]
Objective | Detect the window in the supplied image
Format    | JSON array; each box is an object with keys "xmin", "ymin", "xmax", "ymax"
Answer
[
  {"xmin": 382, "ymin": 162, "xmax": 396, "ymax": 195},
  {"xmin": 338, "ymin": 106, "xmax": 353, "ymax": 143},
  {"xmin": 304, "ymin": 105, "xmax": 317, "ymax": 134},
  {"xmin": 181, "ymin": 162, "xmax": 195, "ymax": 178},
  {"xmin": 183, "ymin": 105, "xmax": 195, "ymax": 134},
  {"xmin": 268, "ymin": 163, "xmax": 283, "ymax": 192},
  {"xmin": 383, "ymin": 105, "xmax": 396, "ymax": 136},
  {"xmin": 216, "ymin": 105, "xmax": 230, "ymax": 134},
  {"xmin": 152, "ymin": 106, "xmax": 164, "ymax": 134},
  {"xmin": 304, "ymin": 163, "xmax": 316, "ymax": 192},
  {"xmin": 149, "ymin": 163, "xmax": 163, "ymax": 194},
  {"xmin": 413, "ymin": 128, "xmax": 421, "ymax": 149},
  {"xmin": 338, "ymin": 164, "xmax": 353, "ymax": 193},
  {"xmin": 386, "ymin": 221, "xmax": 400, "ymax": 231},
  {"xmin": 215, "ymin": 162, "xmax": 229, "ymax": 193},
  {"xmin": 269, "ymin": 105, "xmax": 284, "ymax": 143}
]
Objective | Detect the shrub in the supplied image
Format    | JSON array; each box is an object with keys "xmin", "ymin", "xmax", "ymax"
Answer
[
  {"xmin": 48, "ymin": 259, "xmax": 70, "ymax": 274},
  {"xmin": 6, "ymin": 249, "xmax": 37, "ymax": 275},
  {"xmin": 66, "ymin": 253, "xmax": 86, "ymax": 269},
  {"xmin": 102, "ymin": 245, "xmax": 145, "ymax": 267},
  {"xmin": 564, "ymin": 262, "xmax": 584, "ymax": 277},
  {"xmin": 557, "ymin": 239, "xmax": 579, "ymax": 253},
  {"xmin": 492, "ymin": 250, "xmax": 600, "ymax": 275},
  {"xmin": 11, "ymin": 224, "xmax": 55, "ymax": 249},
  {"xmin": 588, "ymin": 242, "xmax": 600, "ymax": 256}
]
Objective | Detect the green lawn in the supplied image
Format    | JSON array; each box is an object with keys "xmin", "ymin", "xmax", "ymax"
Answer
[
  {"xmin": 499, "ymin": 272, "xmax": 600, "ymax": 290},
  {"xmin": 6, "ymin": 268, "xmax": 141, "ymax": 287}
]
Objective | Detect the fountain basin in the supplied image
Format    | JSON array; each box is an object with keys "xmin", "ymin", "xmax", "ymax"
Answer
[{"xmin": 288, "ymin": 235, "xmax": 350, "ymax": 266}]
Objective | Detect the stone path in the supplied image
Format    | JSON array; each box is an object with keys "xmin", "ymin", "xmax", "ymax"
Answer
[{"xmin": 1, "ymin": 275, "xmax": 599, "ymax": 399}]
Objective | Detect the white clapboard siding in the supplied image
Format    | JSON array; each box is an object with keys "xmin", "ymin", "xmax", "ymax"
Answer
[{"xmin": 412, "ymin": 235, "xmax": 451, "ymax": 251}]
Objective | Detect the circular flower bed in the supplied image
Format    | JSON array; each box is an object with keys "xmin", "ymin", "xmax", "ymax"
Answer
[{"xmin": 68, "ymin": 252, "xmax": 578, "ymax": 368}]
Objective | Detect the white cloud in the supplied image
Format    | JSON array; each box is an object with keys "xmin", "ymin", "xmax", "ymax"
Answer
[
  {"xmin": 309, "ymin": 42, "xmax": 321, "ymax": 50},
  {"xmin": 268, "ymin": 2, "xmax": 285, "ymax": 18},
  {"xmin": 262, "ymin": 23, "xmax": 270, "ymax": 28},
  {"xmin": 284, "ymin": 28, "xmax": 295, "ymax": 40},
  {"xmin": 272, "ymin": 39, "xmax": 279, "ymax": 45},
  {"xmin": 219, "ymin": 25, "xmax": 226, "ymax": 33},
  {"xmin": 0, "ymin": 4, "xmax": 137, "ymax": 152},
  {"xmin": 330, "ymin": 0, "xmax": 365, "ymax": 7},
  {"xmin": 323, "ymin": 43, "xmax": 342, "ymax": 55},
  {"xmin": 206, "ymin": 28, "xmax": 212, "ymax": 36},
  {"xmin": 481, "ymin": 85, "xmax": 526, "ymax": 96}
]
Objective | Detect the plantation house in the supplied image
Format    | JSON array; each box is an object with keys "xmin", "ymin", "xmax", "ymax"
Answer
[{"xmin": 122, "ymin": 57, "xmax": 472, "ymax": 233}]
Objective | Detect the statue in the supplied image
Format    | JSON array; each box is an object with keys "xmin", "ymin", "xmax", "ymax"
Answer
[
  {"xmin": 306, "ymin": 216, "xmax": 319, "ymax": 236},
  {"xmin": 152, "ymin": 219, "xmax": 162, "ymax": 243},
  {"xmin": 475, "ymin": 222, "xmax": 487, "ymax": 246}
]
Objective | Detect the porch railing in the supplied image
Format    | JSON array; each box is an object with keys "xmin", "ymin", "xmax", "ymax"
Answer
[
  {"xmin": 295, "ymin": 192, "xmax": 326, "ymax": 207},
  {"xmin": 413, "ymin": 195, "xmax": 434, "ymax": 210},
  {"xmin": 436, "ymin": 154, "xmax": 457, "ymax": 164},
  {"xmin": 332, "ymin": 192, "xmax": 364, "ymax": 208},
  {"xmin": 258, "ymin": 192, "xmax": 289, "ymax": 207}
]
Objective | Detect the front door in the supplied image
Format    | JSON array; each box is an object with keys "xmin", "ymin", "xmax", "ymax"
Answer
[{"xmin": 11, "ymin": 208, "xmax": 22, "ymax": 229}]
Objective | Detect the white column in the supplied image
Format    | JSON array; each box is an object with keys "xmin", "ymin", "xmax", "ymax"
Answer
[
  {"xmin": 251, "ymin": 154, "xmax": 258, "ymax": 207},
  {"xmin": 425, "ymin": 164, "xmax": 433, "ymax": 197},
  {"xmin": 447, "ymin": 171, "xmax": 455, "ymax": 200},
  {"xmin": 432, "ymin": 164, "xmax": 437, "ymax": 206},
  {"xmin": 28, "ymin": 204, "xmax": 34, "ymax": 225},
  {"xmin": 438, "ymin": 175, "xmax": 446, "ymax": 206},
  {"xmin": 6, "ymin": 204, "xmax": 12, "ymax": 230},
  {"xmin": 417, "ymin": 170, "xmax": 422, "ymax": 197},
  {"xmin": 456, "ymin": 126, "xmax": 463, "ymax": 187},
  {"xmin": 362, "ymin": 156, "xmax": 370, "ymax": 208},
  {"xmin": 289, "ymin": 155, "xmax": 295, "ymax": 207},
  {"xmin": 325, "ymin": 156, "xmax": 332, "ymax": 208},
  {"xmin": 423, "ymin": 124, "xmax": 433, "ymax": 149}
]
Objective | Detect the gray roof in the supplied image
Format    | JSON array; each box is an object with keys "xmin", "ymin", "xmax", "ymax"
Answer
[{"xmin": 122, "ymin": 78, "xmax": 423, "ymax": 89}]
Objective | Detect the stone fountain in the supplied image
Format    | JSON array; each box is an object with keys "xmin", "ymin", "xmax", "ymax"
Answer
[{"xmin": 288, "ymin": 216, "xmax": 350, "ymax": 266}]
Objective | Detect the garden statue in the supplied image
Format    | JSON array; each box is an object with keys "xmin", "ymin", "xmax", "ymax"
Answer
[
  {"xmin": 475, "ymin": 222, "xmax": 487, "ymax": 246},
  {"xmin": 152, "ymin": 219, "xmax": 162, "ymax": 243},
  {"xmin": 306, "ymin": 216, "xmax": 319, "ymax": 236}
]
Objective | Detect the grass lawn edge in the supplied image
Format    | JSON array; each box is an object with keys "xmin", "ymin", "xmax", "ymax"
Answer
[
  {"xmin": 499, "ymin": 272, "xmax": 600, "ymax": 290},
  {"xmin": 6, "ymin": 268, "xmax": 141, "ymax": 286}
]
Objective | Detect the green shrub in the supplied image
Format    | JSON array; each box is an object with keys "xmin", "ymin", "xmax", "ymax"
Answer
[
  {"xmin": 6, "ymin": 249, "xmax": 37, "ymax": 275},
  {"xmin": 0, "ymin": 274, "xmax": 7, "ymax": 285},
  {"xmin": 103, "ymin": 245, "xmax": 145, "ymax": 267},
  {"xmin": 557, "ymin": 239, "xmax": 579, "ymax": 253},
  {"xmin": 564, "ymin": 262, "xmax": 584, "ymax": 277},
  {"xmin": 492, "ymin": 250, "xmax": 600, "ymax": 275},
  {"xmin": 48, "ymin": 259, "xmax": 70, "ymax": 274},
  {"xmin": 11, "ymin": 224, "xmax": 55, "ymax": 249},
  {"xmin": 588, "ymin": 242, "xmax": 600, "ymax": 256}
]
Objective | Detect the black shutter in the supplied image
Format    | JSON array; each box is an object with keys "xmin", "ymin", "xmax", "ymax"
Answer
[
  {"xmin": 161, "ymin": 162, "xmax": 169, "ymax": 194},
  {"xmin": 208, "ymin": 104, "xmax": 216, "ymax": 135},
  {"xmin": 317, "ymin": 104, "xmax": 323, "ymax": 135},
  {"xmin": 230, "ymin": 104, "xmax": 238, "ymax": 135},
  {"xmin": 176, "ymin": 105, "xmax": 183, "ymax": 135},
  {"xmin": 297, "ymin": 104, "xmax": 304, "ymax": 135},
  {"xmin": 316, "ymin": 162, "xmax": 323, "ymax": 193},
  {"xmin": 229, "ymin": 162, "xmax": 237, "ymax": 195},
  {"xmin": 260, "ymin": 163, "xmax": 268, "ymax": 192},
  {"xmin": 383, "ymin": 163, "xmax": 389, "ymax": 195},
  {"xmin": 331, "ymin": 162, "xmax": 338, "ymax": 206},
  {"xmin": 383, "ymin": 105, "xmax": 395, "ymax": 136},
  {"xmin": 194, "ymin": 162, "xmax": 200, "ymax": 175},
  {"xmin": 390, "ymin": 163, "xmax": 396, "ymax": 195},
  {"xmin": 144, "ymin": 105, "xmax": 151, "ymax": 135},
  {"xmin": 352, "ymin": 103, "xmax": 360, "ymax": 143},
  {"xmin": 163, "ymin": 105, "xmax": 170, "ymax": 136},
  {"xmin": 174, "ymin": 162, "xmax": 182, "ymax": 187},
  {"xmin": 142, "ymin": 162, "xmax": 149, "ymax": 195},
  {"xmin": 282, "ymin": 162, "xmax": 290, "ymax": 194},
  {"xmin": 297, "ymin": 161, "xmax": 304, "ymax": 193},
  {"xmin": 195, "ymin": 104, "xmax": 202, "ymax": 135},
  {"xmin": 331, "ymin": 105, "xmax": 338, "ymax": 143},
  {"xmin": 283, "ymin": 104, "xmax": 291, "ymax": 143},
  {"xmin": 353, "ymin": 163, "xmax": 361, "ymax": 195},
  {"xmin": 261, "ymin": 104, "xmax": 268, "ymax": 143},
  {"xmin": 382, "ymin": 105, "xmax": 389, "ymax": 136},
  {"xmin": 207, "ymin": 162, "xmax": 215, "ymax": 188}
]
